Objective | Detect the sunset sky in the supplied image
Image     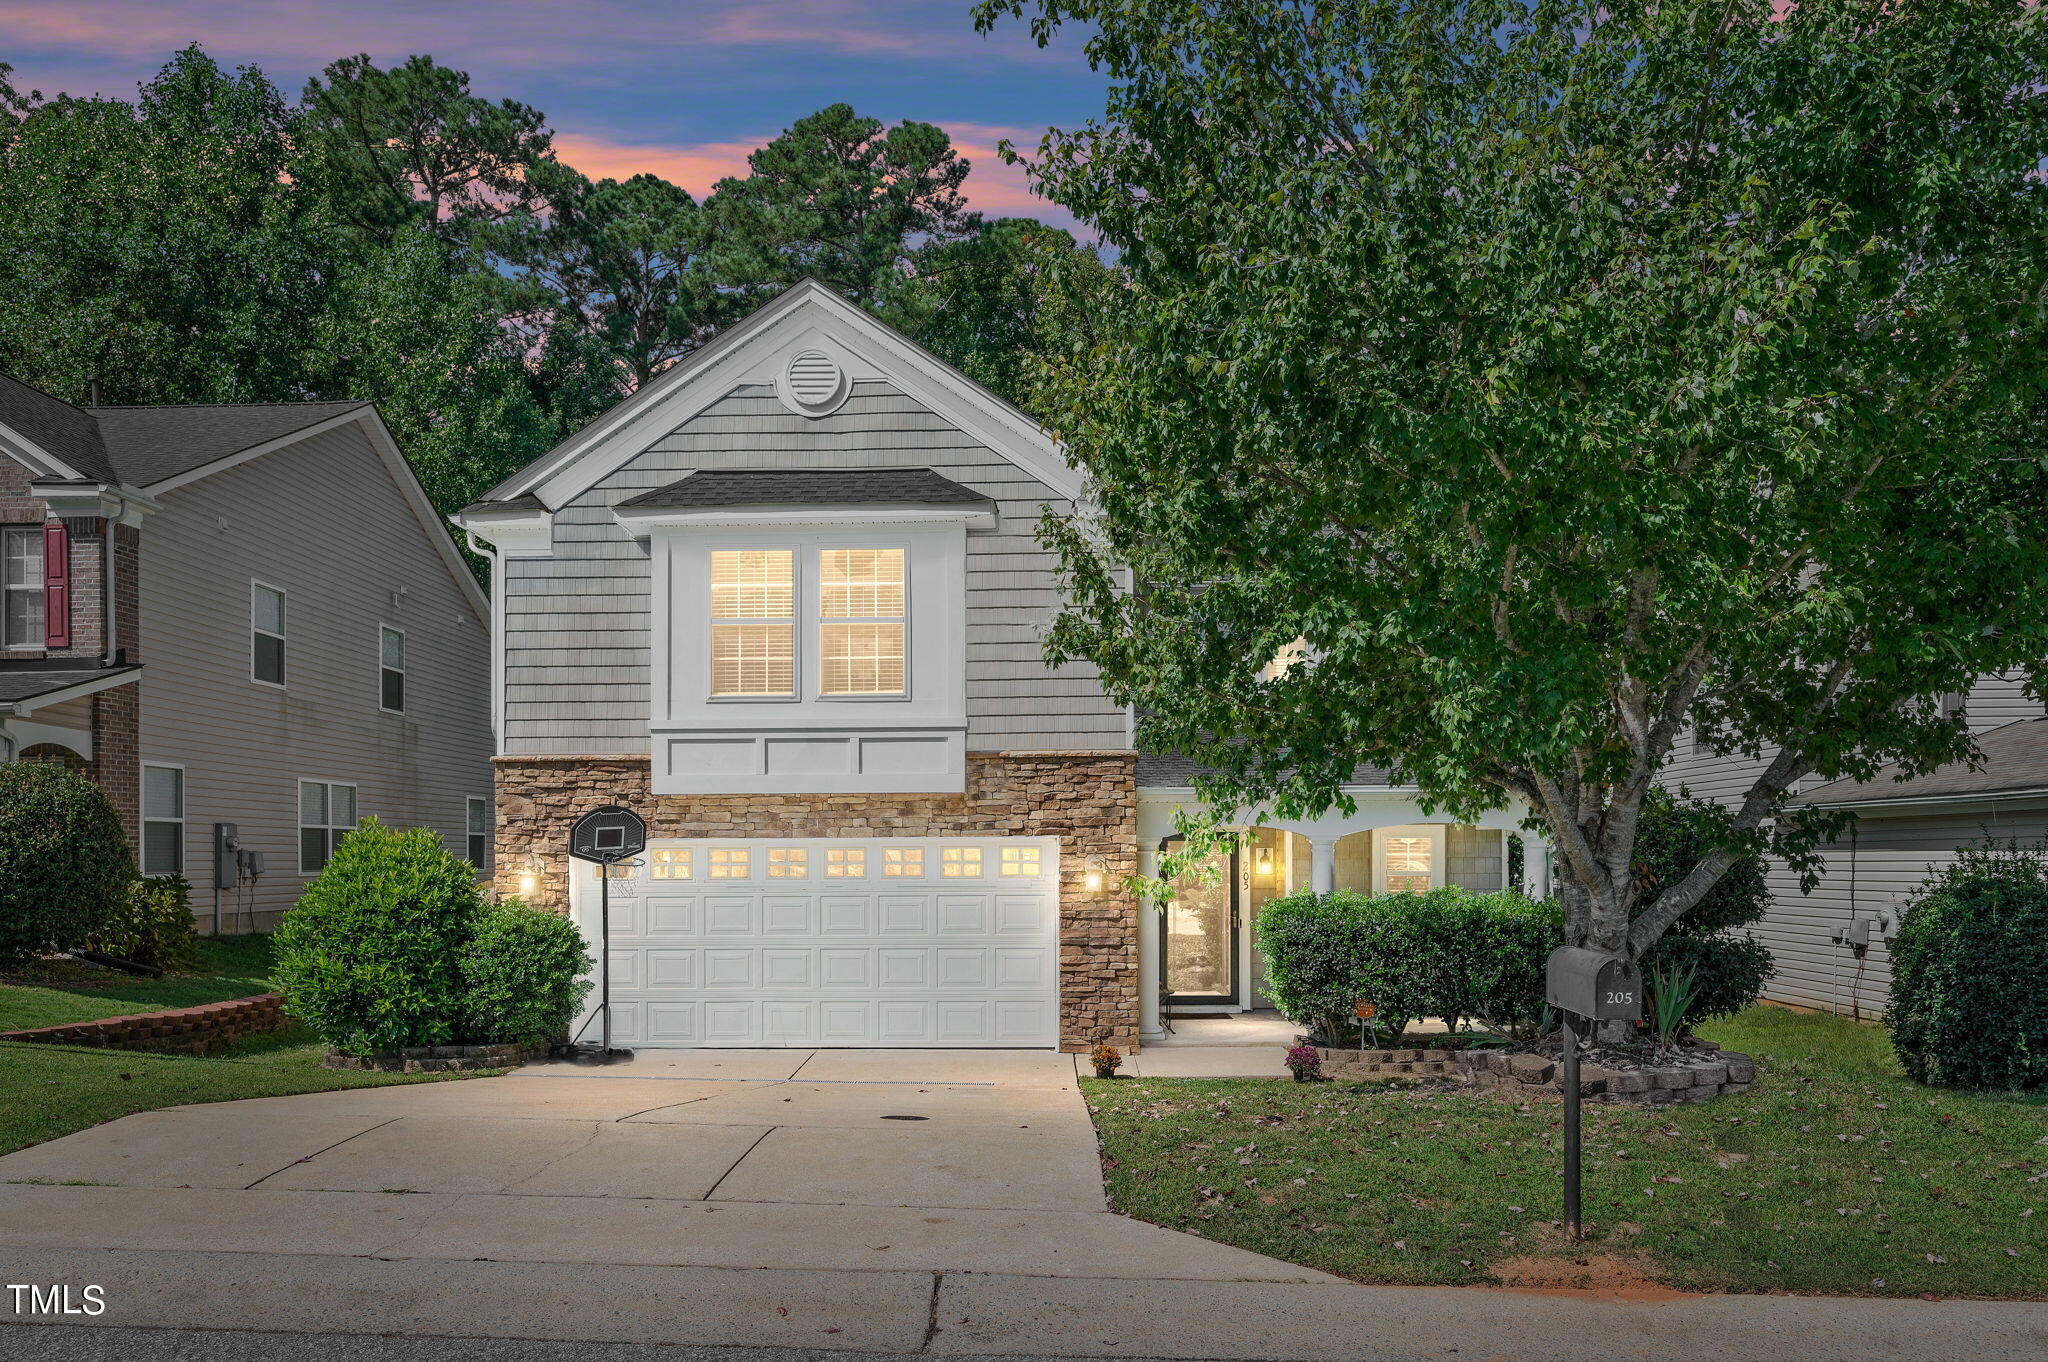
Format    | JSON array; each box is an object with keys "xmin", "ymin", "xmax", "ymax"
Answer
[{"xmin": 0, "ymin": 0, "xmax": 1106, "ymax": 228}]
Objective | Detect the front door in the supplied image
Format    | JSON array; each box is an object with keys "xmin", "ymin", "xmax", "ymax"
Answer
[{"xmin": 1162, "ymin": 841, "xmax": 1237, "ymax": 1004}]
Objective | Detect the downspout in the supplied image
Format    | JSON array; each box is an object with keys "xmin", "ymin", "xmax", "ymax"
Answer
[{"xmin": 465, "ymin": 530, "xmax": 503, "ymax": 752}]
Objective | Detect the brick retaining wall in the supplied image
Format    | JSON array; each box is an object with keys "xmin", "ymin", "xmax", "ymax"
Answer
[
  {"xmin": 492, "ymin": 751, "xmax": 1141, "ymax": 1052},
  {"xmin": 0, "ymin": 992, "xmax": 287, "ymax": 1056}
]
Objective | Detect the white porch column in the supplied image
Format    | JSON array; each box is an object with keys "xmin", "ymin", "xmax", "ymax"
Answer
[
  {"xmin": 1527, "ymin": 835, "xmax": 1554, "ymax": 900},
  {"xmin": 1307, "ymin": 834, "xmax": 1342, "ymax": 894},
  {"xmin": 1137, "ymin": 841, "xmax": 1164, "ymax": 1043}
]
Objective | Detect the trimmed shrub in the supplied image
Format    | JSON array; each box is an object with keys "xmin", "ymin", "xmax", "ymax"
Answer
[
  {"xmin": 1256, "ymin": 887, "xmax": 1560, "ymax": 1042},
  {"xmin": 1886, "ymin": 843, "xmax": 2048, "ymax": 1091},
  {"xmin": 0, "ymin": 761, "xmax": 134, "ymax": 967},
  {"xmin": 1630, "ymin": 787, "xmax": 1776, "ymax": 1031},
  {"xmin": 88, "ymin": 874, "xmax": 199, "ymax": 971},
  {"xmin": 272, "ymin": 820, "xmax": 485, "ymax": 1055},
  {"xmin": 460, "ymin": 899, "xmax": 592, "ymax": 1047}
]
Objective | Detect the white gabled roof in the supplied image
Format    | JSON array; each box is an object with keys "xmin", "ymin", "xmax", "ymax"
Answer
[{"xmin": 481, "ymin": 279, "xmax": 1084, "ymax": 510}]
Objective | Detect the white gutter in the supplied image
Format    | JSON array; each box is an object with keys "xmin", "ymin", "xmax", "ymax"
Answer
[{"xmin": 466, "ymin": 530, "xmax": 505, "ymax": 753}]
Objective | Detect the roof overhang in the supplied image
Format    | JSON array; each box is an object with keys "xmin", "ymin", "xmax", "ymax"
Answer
[
  {"xmin": 28, "ymin": 481, "xmax": 160, "ymax": 526},
  {"xmin": 0, "ymin": 664, "xmax": 144, "ymax": 716},
  {"xmin": 451, "ymin": 503, "xmax": 555, "ymax": 559},
  {"xmin": 613, "ymin": 500, "xmax": 999, "ymax": 538},
  {"xmin": 0, "ymin": 416, "xmax": 88, "ymax": 481},
  {"xmin": 1796, "ymin": 786, "xmax": 2048, "ymax": 815}
]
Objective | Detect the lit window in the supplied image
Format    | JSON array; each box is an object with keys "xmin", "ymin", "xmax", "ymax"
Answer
[
  {"xmin": 650, "ymin": 848, "xmax": 691, "ymax": 879},
  {"xmin": 710, "ymin": 550, "xmax": 794, "ymax": 696},
  {"xmin": 1383, "ymin": 836, "xmax": 1433, "ymax": 893},
  {"xmin": 298, "ymin": 780, "xmax": 356, "ymax": 873},
  {"xmin": 142, "ymin": 765, "xmax": 184, "ymax": 875},
  {"xmin": 2, "ymin": 527, "xmax": 44, "ymax": 649},
  {"xmin": 380, "ymin": 626, "xmax": 406, "ymax": 712},
  {"xmin": 819, "ymin": 549, "xmax": 905, "ymax": 696},
  {"xmin": 767, "ymin": 847, "xmax": 807, "ymax": 878},
  {"xmin": 708, "ymin": 847, "xmax": 750, "ymax": 878},
  {"xmin": 466, "ymin": 796, "xmax": 489, "ymax": 867},
  {"xmin": 1000, "ymin": 845, "xmax": 1040, "ymax": 877},
  {"xmin": 253, "ymin": 583, "xmax": 286, "ymax": 686},
  {"xmin": 825, "ymin": 847, "xmax": 866, "ymax": 878},
  {"xmin": 941, "ymin": 846, "xmax": 982, "ymax": 878},
  {"xmin": 1261, "ymin": 636, "xmax": 1307, "ymax": 681},
  {"xmin": 882, "ymin": 847, "xmax": 923, "ymax": 877}
]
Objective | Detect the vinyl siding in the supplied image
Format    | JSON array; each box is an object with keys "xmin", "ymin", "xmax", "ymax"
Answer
[
  {"xmin": 501, "ymin": 380, "xmax": 1125, "ymax": 754},
  {"xmin": 1659, "ymin": 669, "xmax": 2045, "ymax": 1009},
  {"xmin": 137, "ymin": 422, "xmax": 493, "ymax": 927}
]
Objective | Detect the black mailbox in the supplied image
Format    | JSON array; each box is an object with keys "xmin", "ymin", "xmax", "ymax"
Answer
[
  {"xmin": 1545, "ymin": 947, "xmax": 1641, "ymax": 1022},
  {"xmin": 569, "ymin": 805, "xmax": 647, "ymax": 863}
]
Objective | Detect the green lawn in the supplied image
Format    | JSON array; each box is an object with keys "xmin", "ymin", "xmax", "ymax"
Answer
[
  {"xmin": 0, "ymin": 934, "xmax": 277, "ymax": 1031},
  {"xmin": 0, "ymin": 1026, "xmax": 495, "ymax": 1157},
  {"xmin": 1084, "ymin": 1008, "xmax": 2048, "ymax": 1298}
]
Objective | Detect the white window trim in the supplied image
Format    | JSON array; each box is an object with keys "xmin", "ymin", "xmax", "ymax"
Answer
[
  {"xmin": 466, "ymin": 795, "xmax": 490, "ymax": 868},
  {"xmin": 251, "ymin": 579, "xmax": 287, "ymax": 689},
  {"xmin": 708, "ymin": 548, "xmax": 800, "ymax": 702},
  {"xmin": 3, "ymin": 524, "xmax": 45, "ymax": 652},
  {"xmin": 297, "ymin": 778, "xmax": 358, "ymax": 874},
  {"xmin": 379, "ymin": 623, "xmax": 406, "ymax": 714},
  {"xmin": 141, "ymin": 761, "xmax": 186, "ymax": 877},
  {"xmin": 816, "ymin": 546, "xmax": 911, "ymax": 703}
]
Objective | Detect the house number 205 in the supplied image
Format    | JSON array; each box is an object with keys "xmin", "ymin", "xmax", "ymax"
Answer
[{"xmin": 1605, "ymin": 990, "xmax": 1635, "ymax": 1005}]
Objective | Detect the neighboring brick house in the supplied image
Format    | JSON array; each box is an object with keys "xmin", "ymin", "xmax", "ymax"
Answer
[
  {"xmin": 456, "ymin": 282, "xmax": 1538, "ymax": 1053},
  {"xmin": 0, "ymin": 374, "xmax": 493, "ymax": 930}
]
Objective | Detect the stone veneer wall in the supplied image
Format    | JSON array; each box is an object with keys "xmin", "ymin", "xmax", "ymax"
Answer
[{"xmin": 492, "ymin": 751, "xmax": 1141, "ymax": 1052}]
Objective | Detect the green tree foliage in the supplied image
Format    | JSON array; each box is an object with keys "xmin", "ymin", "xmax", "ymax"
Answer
[
  {"xmin": 981, "ymin": 1, "xmax": 2048, "ymax": 994},
  {"xmin": 0, "ymin": 762, "xmax": 135, "ymax": 967},
  {"xmin": 459, "ymin": 899, "xmax": 593, "ymax": 1048},
  {"xmin": 708, "ymin": 103, "xmax": 979, "ymax": 306},
  {"xmin": 295, "ymin": 53, "xmax": 552, "ymax": 248},
  {"xmin": 0, "ymin": 48, "xmax": 327, "ymax": 405},
  {"xmin": 1887, "ymin": 843, "xmax": 2048, "ymax": 1091},
  {"xmin": 271, "ymin": 820, "xmax": 485, "ymax": 1054},
  {"xmin": 883, "ymin": 216, "xmax": 1113, "ymax": 409},
  {"xmin": 1631, "ymin": 787, "xmax": 1775, "ymax": 1029}
]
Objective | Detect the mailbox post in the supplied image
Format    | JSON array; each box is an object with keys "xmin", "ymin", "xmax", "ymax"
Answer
[
  {"xmin": 1544, "ymin": 947, "xmax": 1642, "ymax": 1239},
  {"xmin": 567, "ymin": 805, "xmax": 647, "ymax": 1063}
]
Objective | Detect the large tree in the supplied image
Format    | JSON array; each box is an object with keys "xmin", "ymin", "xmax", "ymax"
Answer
[
  {"xmin": 977, "ymin": 0, "xmax": 2048, "ymax": 996},
  {"xmin": 707, "ymin": 103, "xmax": 979, "ymax": 306}
]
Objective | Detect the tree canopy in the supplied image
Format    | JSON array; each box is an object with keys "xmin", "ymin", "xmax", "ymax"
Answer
[
  {"xmin": 977, "ymin": 0, "xmax": 2048, "ymax": 976},
  {"xmin": 0, "ymin": 48, "xmax": 1091, "ymax": 529}
]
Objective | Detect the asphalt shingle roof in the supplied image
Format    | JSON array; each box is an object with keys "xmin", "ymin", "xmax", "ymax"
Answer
[
  {"xmin": 617, "ymin": 467, "xmax": 989, "ymax": 511},
  {"xmin": 456, "ymin": 493, "xmax": 548, "ymax": 516},
  {"xmin": 0, "ymin": 373, "xmax": 368, "ymax": 489},
  {"xmin": 0, "ymin": 664, "xmax": 141, "ymax": 706},
  {"xmin": 1794, "ymin": 717, "xmax": 2048, "ymax": 808}
]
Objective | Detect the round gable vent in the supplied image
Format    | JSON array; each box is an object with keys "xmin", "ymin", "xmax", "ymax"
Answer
[{"xmin": 783, "ymin": 350, "xmax": 849, "ymax": 415}]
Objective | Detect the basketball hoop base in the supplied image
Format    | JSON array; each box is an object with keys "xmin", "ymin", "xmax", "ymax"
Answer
[{"xmin": 558, "ymin": 1044, "xmax": 635, "ymax": 1065}]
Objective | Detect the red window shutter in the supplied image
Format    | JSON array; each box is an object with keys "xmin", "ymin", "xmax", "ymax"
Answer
[{"xmin": 42, "ymin": 520, "xmax": 70, "ymax": 649}]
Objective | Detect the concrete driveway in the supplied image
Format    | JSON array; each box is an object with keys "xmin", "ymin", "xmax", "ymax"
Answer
[{"xmin": 6, "ymin": 1049, "xmax": 2046, "ymax": 1361}]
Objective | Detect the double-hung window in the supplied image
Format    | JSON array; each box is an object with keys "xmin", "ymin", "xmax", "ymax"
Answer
[
  {"xmin": 710, "ymin": 550, "xmax": 795, "ymax": 697},
  {"xmin": 3, "ymin": 527, "xmax": 44, "ymax": 650},
  {"xmin": 818, "ymin": 549, "xmax": 905, "ymax": 696},
  {"xmin": 466, "ymin": 796, "xmax": 489, "ymax": 867},
  {"xmin": 708, "ymin": 547, "xmax": 907, "ymax": 699},
  {"xmin": 299, "ymin": 780, "xmax": 357, "ymax": 873},
  {"xmin": 380, "ymin": 626, "xmax": 406, "ymax": 713},
  {"xmin": 141, "ymin": 764, "xmax": 185, "ymax": 875},
  {"xmin": 252, "ymin": 582, "xmax": 286, "ymax": 686}
]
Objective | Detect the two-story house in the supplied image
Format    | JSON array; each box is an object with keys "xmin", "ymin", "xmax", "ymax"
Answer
[
  {"xmin": 0, "ymin": 374, "xmax": 493, "ymax": 931},
  {"xmin": 456, "ymin": 282, "xmax": 1542, "ymax": 1053}
]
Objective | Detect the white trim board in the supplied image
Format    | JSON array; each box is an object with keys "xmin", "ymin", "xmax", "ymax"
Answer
[{"xmin": 482, "ymin": 280, "xmax": 1086, "ymax": 511}]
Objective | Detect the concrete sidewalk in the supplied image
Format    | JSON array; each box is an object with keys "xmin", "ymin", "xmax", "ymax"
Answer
[{"xmin": 3, "ymin": 1049, "xmax": 2043, "ymax": 1360}]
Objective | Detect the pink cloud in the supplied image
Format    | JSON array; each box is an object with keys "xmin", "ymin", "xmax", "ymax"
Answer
[{"xmin": 553, "ymin": 123, "xmax": 1078, "ymax": 231}]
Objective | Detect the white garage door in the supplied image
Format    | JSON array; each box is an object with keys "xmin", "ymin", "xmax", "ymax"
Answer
[{"xmin": 570, "ymin": 836, "xmax": 1061, "ymax": 1048}]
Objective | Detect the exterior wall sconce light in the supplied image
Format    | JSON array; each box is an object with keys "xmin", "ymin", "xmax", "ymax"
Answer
[
  {"xmin": 517, "ymin": 855, "xmax": 543, "ymax": 898},
  {"xmin": 1253, "ymin": 846, "xmax": 1275, "ymax": 882},
  {"xmin": 1082, "ymin": 855, "xmax": 1106, "ymax": 894}
]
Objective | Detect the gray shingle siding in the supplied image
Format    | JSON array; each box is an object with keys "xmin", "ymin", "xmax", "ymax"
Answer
[{"xmin": 500, "ymin": 379, "xmax": 1126, "ymax": 755}]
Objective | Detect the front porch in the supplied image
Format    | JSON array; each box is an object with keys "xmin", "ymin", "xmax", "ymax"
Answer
[{"xmin": 1134, "ymin": 787, "xmax": 1553, "ymax": 1045}]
